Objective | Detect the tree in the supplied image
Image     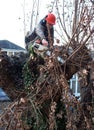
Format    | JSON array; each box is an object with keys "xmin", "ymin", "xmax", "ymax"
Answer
[{"xmin": 0, "ymin": 0, "xmax": 94, "ymax": 129}]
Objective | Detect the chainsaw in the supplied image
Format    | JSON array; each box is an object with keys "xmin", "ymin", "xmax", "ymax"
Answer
[{"xmin": 28, "ymin": 41, "xmax": 65, "ymax": 64}]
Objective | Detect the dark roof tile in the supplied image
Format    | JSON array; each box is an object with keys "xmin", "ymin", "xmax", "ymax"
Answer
[{"xmin": 0, "ymin": 40, "xmax": 25, "ymax": 50}]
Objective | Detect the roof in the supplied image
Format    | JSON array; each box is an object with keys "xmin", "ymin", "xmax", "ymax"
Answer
[
  {"xmin": 0, "ymin": 88, "xmax": 11, "ymax": 102},
  {"xmin": 0, "ymin": 40, "xmax": 25, "ymax": 51}
]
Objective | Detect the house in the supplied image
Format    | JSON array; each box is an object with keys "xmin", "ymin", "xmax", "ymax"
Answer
[
  {"xmin": 0, "ymin": 40, "xmax": 26, "ymax": 56},
  {"xmin": 0, "ymin": 40, "xmax": 26, "ymax": 114},
  {"xmin": 70, "ymin": 50, "xmax": 94, "ymax": 97}
]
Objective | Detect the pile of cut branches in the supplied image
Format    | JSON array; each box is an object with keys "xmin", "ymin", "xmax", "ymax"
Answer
[
  {"xmin": 0, "ymin": 42, "xmax": 93, "ymax": 129},
  {"xmin": 0, "ymin": 51, "xmax": 27, "ymax": 99}
]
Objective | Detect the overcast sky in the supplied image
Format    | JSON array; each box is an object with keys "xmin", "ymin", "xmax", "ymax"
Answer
[{"xmin": 0, "ymin": 0, "xmax": 52, "ymax": 48}]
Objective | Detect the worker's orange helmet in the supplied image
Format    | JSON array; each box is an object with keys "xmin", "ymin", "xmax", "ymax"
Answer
[{"xmin": 46, "ymin": 13, "xmax": 56, "ymax": 25}]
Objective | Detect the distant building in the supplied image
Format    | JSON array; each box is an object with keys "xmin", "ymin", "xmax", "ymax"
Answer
[
  {"xmin": 0, "ymin": 40, "xmax": 26, "ymax": 56},
  {"xmin": 70, "ymin": 51, "xmax": 94, "ymax": 97}
]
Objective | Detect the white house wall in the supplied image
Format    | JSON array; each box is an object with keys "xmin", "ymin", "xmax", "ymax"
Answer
[{"xmin": 1, "ymin": 48, "xmax": 26, "ymax": 56}]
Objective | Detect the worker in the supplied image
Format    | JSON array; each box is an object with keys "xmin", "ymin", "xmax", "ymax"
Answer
[{"xmin": 25, "ymin": 13, "xmax": 56, "ymax": 51}]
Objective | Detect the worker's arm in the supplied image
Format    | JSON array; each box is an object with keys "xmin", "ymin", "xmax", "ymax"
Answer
[
  {"xmin": 35, "ymin": 23, "xmax": 46, "ymax": 40},
  {"xmin": 35, "ymin": 23, "xmax": 48, "ymax": 46}
]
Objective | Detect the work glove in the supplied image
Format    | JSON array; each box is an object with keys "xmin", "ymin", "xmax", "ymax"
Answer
[{"xmin": 42, "ymin": 39, "xmax": 48, "ymax": 46}]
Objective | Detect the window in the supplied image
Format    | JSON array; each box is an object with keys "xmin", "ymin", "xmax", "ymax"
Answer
[
  {"xmin": 77, "ymin": 82, "xmax": 80, "ymax": 93},
  {"xmin": 14, "ymin": 52, "xmax": 20, "ymax": 55},
  {"xmin": 8, "ymin": 52, "xmax": 13, "ymax": 56},
  {"xmin": 70, "ymin": 74, "xmax": 80, "ymax": 97}
]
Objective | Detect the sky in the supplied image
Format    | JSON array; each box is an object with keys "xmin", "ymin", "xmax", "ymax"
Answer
[{"xmin": 0, "ymin": 0, "xmax": 51, "ymax": 48}]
